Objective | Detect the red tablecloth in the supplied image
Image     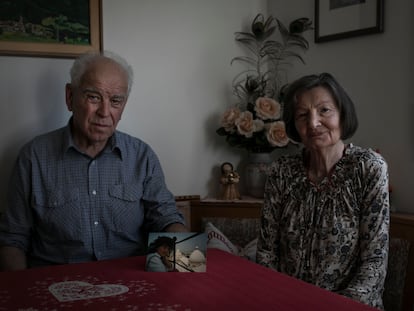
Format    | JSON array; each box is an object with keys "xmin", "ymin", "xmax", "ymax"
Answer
[{"xmin": 0, "ymin": 249, "xmax": 378, "ymax": 311}]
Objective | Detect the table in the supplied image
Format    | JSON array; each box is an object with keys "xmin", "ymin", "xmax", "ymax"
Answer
[{"xmin": 0, "ymin": 249, "xmax": 378, "ymax": 311}]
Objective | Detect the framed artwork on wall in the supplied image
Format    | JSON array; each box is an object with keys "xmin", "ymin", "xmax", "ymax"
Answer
[
  {"xmin": 315, "ymin": 0, "xmax": 384, "ymax": 43},
  {"xmin": 0, "ymin": 0, "xmax": 102, "ymax": 58}
]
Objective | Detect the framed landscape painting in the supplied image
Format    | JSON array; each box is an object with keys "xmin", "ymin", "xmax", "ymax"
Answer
[
  {"xmin": 315, "ymin": 0, "xmax": 384, "ymax": 43},
  {"xmin": 0, "ymin": 0, "xmax": 102, "ymax": 58}
]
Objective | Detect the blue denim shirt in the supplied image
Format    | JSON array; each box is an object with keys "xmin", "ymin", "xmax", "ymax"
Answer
[{"xmin": 0, "ymin": 122, "xmax": 184, "ymax": 266}]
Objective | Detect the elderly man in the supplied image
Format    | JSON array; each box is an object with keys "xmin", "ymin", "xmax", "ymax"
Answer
[{"xmin": 0, "ymin": 51, "xmax": 187, "ymax": 270}]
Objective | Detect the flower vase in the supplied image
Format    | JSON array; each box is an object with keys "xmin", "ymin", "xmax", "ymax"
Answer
[{"xmin": 245, "ymin": 152, "xmax": 272, "ymax": 198}]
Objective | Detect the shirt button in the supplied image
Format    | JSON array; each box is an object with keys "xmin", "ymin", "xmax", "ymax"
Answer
[
  {"xmin": 92, "ymin": 190, "xmax": 97, "ymax": 195},
  {"xmin": 94, "ymin": 221, "xmax": 99, "ymax": 226}
]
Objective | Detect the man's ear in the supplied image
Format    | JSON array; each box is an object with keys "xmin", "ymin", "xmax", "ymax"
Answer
[{"xmin": 65, "ymin": 83, "xmax": 74, "ymax": 111}]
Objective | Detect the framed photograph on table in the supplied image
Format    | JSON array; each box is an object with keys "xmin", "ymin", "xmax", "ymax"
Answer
[
  {"xmin": 315, "ymin": 0, "xmax": 384, "ymax": 43},
  {"xmin": 0, "ymin": 0, "xmax": 102, "ymax": 58}
]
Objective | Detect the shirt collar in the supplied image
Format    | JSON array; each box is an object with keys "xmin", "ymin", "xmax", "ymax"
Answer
[{"xmin": 63, "ymin": 118, "xmax": 123, "ymax": 160}]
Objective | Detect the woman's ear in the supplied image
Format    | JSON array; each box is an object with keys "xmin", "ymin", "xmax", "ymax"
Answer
[{"xmin": 65, "ymin": 83, "xmax": 74, "ymax": 111}]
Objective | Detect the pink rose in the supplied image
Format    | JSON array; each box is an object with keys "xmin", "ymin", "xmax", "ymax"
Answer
[
  {"xmin": 255, "ymin": 97, "xmax": 281, "ymax": 120},
  {"xmin": 221, "ymin": 107, "xmax": 241, "ymax": 132},
  {"xmin": 236, "ymin": 111, "xmax": 264, "ymax": 138},
  {"xmin": 266, "ymin": 121, "xmax": 289, "ymax": 147}
]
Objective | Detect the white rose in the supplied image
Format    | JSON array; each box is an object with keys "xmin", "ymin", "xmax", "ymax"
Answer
[
  {"xmin": 255, "ymin": 97, "xmax": 281, "ymax": 120},
  {"xmin": 266, "ymin": 121, "xmax": 290, "ymax": 147},
  {"xmin": 236, "ymin": 111, "xmax": 264, "ymax": 138},
  {"xmin": 221, "ymin": 107, "xmax": 241, "ymax": 132}
]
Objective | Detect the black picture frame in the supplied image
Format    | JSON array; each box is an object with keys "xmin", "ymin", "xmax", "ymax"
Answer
[
  {"xmin": 0, "ymin": 0, "xmax": 102, "ymax": 58},
  {"xmin": 315, "ymin": 0, "xmax": 384, "ymax": 43}
]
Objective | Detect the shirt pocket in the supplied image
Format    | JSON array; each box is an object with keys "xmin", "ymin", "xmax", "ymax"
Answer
[
  {"xmin": 107, "ymin": 183, "xmax": 144, "ymax": 233},
  {"xmin": 33, "ymin": 188, "xmax": 82, "ymax": 241}
]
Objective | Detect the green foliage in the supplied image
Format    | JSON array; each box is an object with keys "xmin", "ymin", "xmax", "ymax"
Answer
[
  {"xmin": 231, "ymin": 13, "xmax": 313, "ymax": 107},
  {"xmin": 216, "ymin": 14, "xmax": 312, "ymax": 153},
  {"xmin": 216, "ymin": 128, "xmax": 278, "ymax": 153}
]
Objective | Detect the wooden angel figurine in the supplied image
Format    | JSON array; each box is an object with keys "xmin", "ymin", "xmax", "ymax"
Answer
[{"xmin": 219, "ymin": 162, "xmax": 241, "ymax": 200}]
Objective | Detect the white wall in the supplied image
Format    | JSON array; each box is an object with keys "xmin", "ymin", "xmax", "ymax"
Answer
[
  {"xmin": 102, "ymin": 0, "xmax": 268, "ymax": 198},
  {"xmin": 0, "ymin": 0, "xmax": 267, "ymax": 209},
  {"xmin": 0, "ymin": 0, "xmax": 413, "ymax": 213},
  {"xmin": 0, "ymin": 57, "xmax": 72, "ymax": 209}
]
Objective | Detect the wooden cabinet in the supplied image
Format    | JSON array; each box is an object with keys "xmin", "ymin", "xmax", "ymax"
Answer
[{"xmin": 189, "ymin": 198, "xmax": 262, "ymax": 232}]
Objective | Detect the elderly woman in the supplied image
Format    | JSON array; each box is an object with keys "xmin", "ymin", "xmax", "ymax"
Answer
[{"xmin": 256, "ymin": 73, "xmax": 389, "ymax": 309}]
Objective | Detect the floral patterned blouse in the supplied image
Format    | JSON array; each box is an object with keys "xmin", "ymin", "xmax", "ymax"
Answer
[{"xmin": 256, "ymin": 144, "xmax": 389, "ymax": 310}]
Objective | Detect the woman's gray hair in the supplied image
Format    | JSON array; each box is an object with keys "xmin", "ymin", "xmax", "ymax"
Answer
[{"xmin": 69, "ymin": 50, "xmax": 134, "ymax": 95}]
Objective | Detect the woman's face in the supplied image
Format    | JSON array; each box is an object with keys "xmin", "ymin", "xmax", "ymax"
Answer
[{"xmin": 294, "ymin": 86, "xmax": 342, "ymax": 151}]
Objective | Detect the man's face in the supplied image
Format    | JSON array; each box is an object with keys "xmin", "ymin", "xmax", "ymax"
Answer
[{"xmin": 65, "ymin": 58, "xmax": 129, "ymax": 150}]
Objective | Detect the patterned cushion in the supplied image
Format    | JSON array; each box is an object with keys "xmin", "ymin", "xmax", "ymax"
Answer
[
  {"xmin": 201, "ymin": 217, "xmax": 260, "ymax": 247},
  {"xmin": 204, "ymin": 221, "xmax": 258, "ymax": 262},
  {"xmin": 383, "ymin": 238, "xmax": 410, "ymax": 311}
]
